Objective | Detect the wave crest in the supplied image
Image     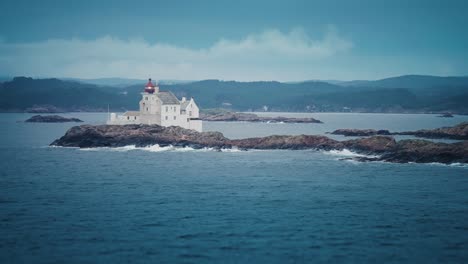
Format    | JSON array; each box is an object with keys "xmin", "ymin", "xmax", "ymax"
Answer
[
  {"xmin": 324, "ymin": 149, "xmax": 379, "ymax": 158},
  {"xmin": 78, "ymin": 145, "xmax": 242, "ymax": 153}
]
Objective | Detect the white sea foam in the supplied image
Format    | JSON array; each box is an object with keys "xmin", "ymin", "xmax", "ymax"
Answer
[
  {"xmin": 47, "ymin": 145, "xmax": 79, "ymax": 149},
  {"xmin": 52, "ymin": 146, "xmax": 467, "ymax": 167},
  {"xmin": 324, "ymin": 149, "xmax": 379, "ymax": 158},
  {"xmin": 220, "ymin": 146, "xmax": 243, "ymax": 152},
  {"xmin": 323, "ymin": 150, "xmax": 466, "ymax": 167},
  {"xmin": 77, "ymin": 144, "xmax": 242, "ymax": 153},
  {"xmin": 265, "ymin": 121, "xmax": 284, "ymax": 124},
  {"xmin": 426, "ymin": 162, "xmax": 468, "ymax": 168}
]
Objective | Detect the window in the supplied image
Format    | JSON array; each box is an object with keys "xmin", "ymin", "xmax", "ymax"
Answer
[
  {"xmin": 187, "ymin": 118, "xmax": 190, "ymax": 122},
  {"xmin": 145, "ymin": 97, "xmax": 148, "ymax": 100},
  {"xmin": 174, "ymin": 107, "xmax": 176, "ymax": 112},
  {"xmin": 173, "ymin": 116, "xmax": 176, "ymax": 120},
  {"xmin": 134, "ymin": 116, "xmax": 137, "ymax": 120},
  {"xmin": 165, "ymin": 106, "xmax": 168, "ymax": 112},
  {"xmin": 146, "ymin": 107, "xmax": 148, "ymax": 111},
  {"xmin": 127, "ymin": 116, "xmax": 129, "ymax": 120},
  {"xmin": 189, "ymin": 111, "xmax": 192, "ymax": 116},
  {"xmin": 165, "ymin": 116, "xmax": 168, "ymax": 120}
]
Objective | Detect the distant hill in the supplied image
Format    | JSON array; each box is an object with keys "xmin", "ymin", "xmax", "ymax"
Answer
[
  {"xmin": 1, "ymin": 76, "xmax": 467, "ymax": 113},
  {"xmin": 341, "ymin": 75, "xmax": 468, "ymax": 89},
  {"xmin": 0, "ymin": 77, "xmax": 132, "ymax": 112},
  {"xmin": 64, "ymin": 78, "xmax": 194, "ymax": 87},
  {"xmin": 62, "ymin": 78, "xmax": 145, "ymax": 88},
  {"xmin": 122, "ymin": 80, "xmax": 349, "ymax": 111},
  {"xmin": 119, "ymin": 78, "xmax": 468, "ymax": 113}
]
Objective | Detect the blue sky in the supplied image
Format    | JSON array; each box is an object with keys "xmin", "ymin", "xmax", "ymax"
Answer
[{"xmin": 0, "ymin": 0, "xmax": 467, "ymax": 81}]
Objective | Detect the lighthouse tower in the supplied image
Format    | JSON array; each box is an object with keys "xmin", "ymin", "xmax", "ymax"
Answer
[
  {"xmin": 139, "ymin": 78, "xmax": 162, "ymax": 124},
  {"xmin": 107, "ymin": 77, "xmax": 202, "ymax": 131},
  {"xmin": 144, "ymin": 78, "xmax": 159, "ymax": 94}
]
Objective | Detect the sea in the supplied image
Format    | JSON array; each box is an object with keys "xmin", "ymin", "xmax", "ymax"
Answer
[{"xmin": 0, "ymin": 112, "xmax": 467, "ymax": 263}]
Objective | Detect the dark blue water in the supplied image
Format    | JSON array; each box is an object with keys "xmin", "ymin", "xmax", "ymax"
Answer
[{"xmin": 1, "ymin": 113, "xmax": 468, "ymax": 263}]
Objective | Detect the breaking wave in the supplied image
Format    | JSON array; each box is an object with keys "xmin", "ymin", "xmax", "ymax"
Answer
[
  {"xmin": 425, "ymin": 162, "xmax": 468, "ymax": 168},
  {"xmin": 78, "ymin": 145, "xmax": 243, "ymax": 153},
  {"xmin": 323, "ymin": 149, "xmax": 380, "ymax": 158}
]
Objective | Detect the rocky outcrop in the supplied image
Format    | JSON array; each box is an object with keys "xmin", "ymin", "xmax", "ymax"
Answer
[
  {"xmin": 356, "ymin": 140, "xmax": 468, "ymax": 164},
  {"xmin": 230, "ymin": 135, "xmax": 342, "ymax": 150},
  {"xmin": 25, "ymin": 115, "xmax": 83, "ymax": 123},
  {"xmin": 343, "ymin": 136, "xmax": 397, "ymax": 153},
  {"xmin": 51, "ymin": 124, "xmax": 229, "ymax": 148},
  {"xmin": 200, "ymin": 112, "xmax": 322, "ymax": 123},
  {"xmin": 395, "ymin": 122, "xmax": 468, "ymax": 140},
  {"xmin": 330, "ymin": 122, "xmax": 468, "ymax": 140},
  {"xmin": 438, "ymin": 113, "xmax": 454, "ymax": 118},
  {"xmin": 51, "ymin": 124, "xmax": 468, "ymax": 164},
  {"xmin": 330, "ymin": 129, "xmax": 391, "ymax": 137}
]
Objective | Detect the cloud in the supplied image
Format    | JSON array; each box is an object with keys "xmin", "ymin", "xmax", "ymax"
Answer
[{"xmin": 0, "ymin": 27, "xmax": 354, "ymax": 81}]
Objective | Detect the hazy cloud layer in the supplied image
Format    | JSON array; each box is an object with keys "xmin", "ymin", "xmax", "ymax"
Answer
[
  {"xmin": 0, "ymin": 27, "xmax": 457, "ymax": 81},
  {"xmin": 0, "ymin": 27, "xmax": 356, "ymax": 81}
]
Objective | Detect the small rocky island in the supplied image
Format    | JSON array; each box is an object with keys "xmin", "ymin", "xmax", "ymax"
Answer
[
  {"xmin": 396, "ymin": 122, "xmax": 468, "ymax": 140},
  {"xmin": 330, "ymin": 129, "xmax": 392, "ymax": 137},
  {"xmin": 330, "ymin": 122, "xmax": 468, "ymax": 140},
  {"xmin": 51, "ymin": 124, "xmax": 468, "ymax": 164},
  {"xmin": 26, "ymin": 115, "xmax": 83, "ymax": 123},
  {"xmin": 438, "ymin": 113, "xmax": 454, "ymax": 118},
  {"xmin": 200, "ymin": 111, "xmax": 322, "ymax": 123}
]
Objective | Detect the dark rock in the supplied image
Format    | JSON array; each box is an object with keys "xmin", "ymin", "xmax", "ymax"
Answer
[
  {"xmin": 25, "ymin": 115, "xmax": 83, "ymax": 123},
  {"xmin": 330, "ymin": 129, "xmax": 391, "ymax": 137},
  {"xmin": 200, "ymin": 112, "xmax": 322, "ymax": 123},
  {"xmin": 343, "ymin": 136, "xmax": 397, "ymax": 153},
  {"xmin": 438, "ymin": 113, "xmax": 454, "ymax": 118},
  {"xmin": 51, "ymin": 124, "xmax": 468, "ymax": 164},
  {"xmin": 395, "ymin": 122, "xmax": 468, "ymax": 140},
  {"xmin": 330, "ymin": 122, "xmax": 468, "ymax": 140},
  {"xmin": 368, "ymin": 140, "xmax": 468, "ymax": 164},
  {"xmin": 51, "ymin": 124, "xmax": 230, "ymax": 148},
  {"xmin": 230, "ymin": 134, "xmax": 342, "ymax": 150}
]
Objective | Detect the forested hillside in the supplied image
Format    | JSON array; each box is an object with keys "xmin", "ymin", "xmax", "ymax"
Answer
[{"xmin": 1, "ymin": 76, "xmax": 467, "ymax": 113}]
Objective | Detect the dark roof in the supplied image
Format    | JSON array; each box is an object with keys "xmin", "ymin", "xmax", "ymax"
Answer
[{"xmin": 157, "ymin": 91, "xmax": 180, "ymax": 105}]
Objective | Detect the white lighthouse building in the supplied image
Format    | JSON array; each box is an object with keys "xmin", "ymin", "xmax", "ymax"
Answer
[{"xmin": 108, "ymin": 78, "xmax": 202, "ymax": 132}]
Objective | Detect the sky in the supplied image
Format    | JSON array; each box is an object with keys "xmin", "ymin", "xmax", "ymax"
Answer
[{"xmin": 0, "ymin": 0, "xmax": 467, "ymax": 81}]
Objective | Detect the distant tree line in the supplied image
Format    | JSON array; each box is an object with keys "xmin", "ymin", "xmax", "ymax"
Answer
[{"xmin": 1, "ymin": 76, "xmax": 467, "ymax": 114}]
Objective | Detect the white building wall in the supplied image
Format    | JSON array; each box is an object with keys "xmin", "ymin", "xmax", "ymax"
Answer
[
  {"xmin": 160, "ymin": 104, "xmax": 183, "ymax": 127},
  {"xmin": 140, "ymin": 93, "xmax": 162, "ymax": 115},
  {"xmin": 185, "ymin": 99, "xmax": 200, "ymax": 118},
  {"xmin": 108, "ymin": 114, "xmax": 140, "ymax": 125},
  {"xmin": 107, "ymin": 92, "xmax": 202, "ymax": 131},
  {"xmin": 188, "ymin": 119, "xmax": 202, "ymax": 131}
]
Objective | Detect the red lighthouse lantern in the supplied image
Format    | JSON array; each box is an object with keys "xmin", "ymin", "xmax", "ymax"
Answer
[{"xmin": 144, "ymin": 78, "xmax": 155, "ymax": 93}]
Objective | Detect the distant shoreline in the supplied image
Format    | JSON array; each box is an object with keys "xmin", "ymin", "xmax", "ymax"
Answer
[{"xmin": 1, "ymin": 110, "xmax": 467, "ymax": 115}]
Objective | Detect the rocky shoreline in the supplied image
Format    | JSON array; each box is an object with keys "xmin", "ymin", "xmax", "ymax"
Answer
[
  {"xmin": 330, "ymin": 122, "xmax": 468, "ymax": 140},
  {"xmin": 330, "ymin": 129, "xmax": 392, "ymax": 137},
  {"xmin": 26, "ymin": 115, "xmax": 83, "ymax": 123},
  {"xmin": 51, "ymin": 124, "xmax": 468, "ymax": 164},
  {"xmin": 200, "ymin": 112, "xmax": 322, "ymax": 123}
]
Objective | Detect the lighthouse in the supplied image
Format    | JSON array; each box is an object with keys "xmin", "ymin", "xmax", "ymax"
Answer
[
  {"xmin": 144, "ymin": 78, "xmax": 159, "ymax": 94},
  {"xmin": 107, "ymin": 78, "xmax": 202, "ymax": 132}
]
